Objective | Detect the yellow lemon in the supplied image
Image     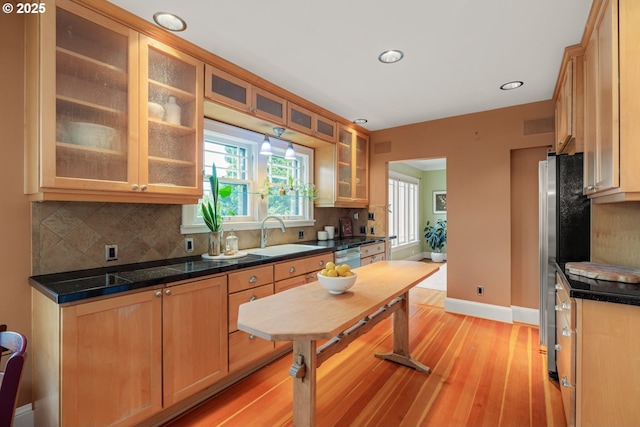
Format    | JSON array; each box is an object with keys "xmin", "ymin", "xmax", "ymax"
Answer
[
  {"xmin": 341, "ymin": 264, "xmax": 351, "ymax": 272},
  {"xmin": 327, "ymin": 269, "xmax": 338, "ymax": 277},
  {"xmin": 319, "ymin": 269, "xmax": 328, "ymax": 276},
  {"xmin": 335, "ymin": 266, "xmax": 346, "ymax": 276},
  {"xmin": 325, "ymin": 262, "xmax": 336, "ymax": 271}
]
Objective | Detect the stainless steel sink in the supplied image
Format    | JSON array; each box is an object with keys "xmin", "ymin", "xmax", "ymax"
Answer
[{"xmin": 245, "ymin": 244, "xmax": 324, "ymax": 257}]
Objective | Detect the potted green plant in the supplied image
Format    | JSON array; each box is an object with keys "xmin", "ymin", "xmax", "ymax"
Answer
[
  {"xmin": 202, "ymin": 163, "xmax": 232, "ymax": 255},
  {"xmin": 424, "ymin": 219, "xmax": 447, "ymax": 262}
]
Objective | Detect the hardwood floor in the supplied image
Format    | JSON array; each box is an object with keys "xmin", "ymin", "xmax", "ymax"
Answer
[{"xmin": 165, "ymin": 288, "xmax": 566, "ymax": 427}]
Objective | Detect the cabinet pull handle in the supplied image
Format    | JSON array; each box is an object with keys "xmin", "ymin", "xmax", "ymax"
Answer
[
  {"xmin": 555, "ymin": 304, "xmax": 562, "ymax": 311},
  {"xmin": 555, "ymin": 284, "xmax": 562, "ymax": 290},
  {"xmin": 562, "ymin": 301, "xmax": 571, "ymax": 310},
  {"xmin": 562, "ymin": 327, "xmax": 571, "ymax": 337},
  {"xmin": 132, "ymin": 184, "xmax": 139, "ymax": 191},
  {"xmin": 561, "ymin": 376, "xmax": 573, "ymax": 388},
  {"xmin": 140, "ymin": 184, "xmax": 147, "ymax": 191},
  {"xmin": 319, "ymin": 260, "xmax": 325, "ymax": 266},
  {"xmin": 289, "ymin": 267, "xmax": 296, "ymax": 273},
  {"xmin": 249, "ymin": 334, "xmax": 255, "ymax": 340},
  {"xmin": 249, "ymin": 295, "xmax": 257, "ymax": 302},
  {"xmin": 248, "ymin": 275, "xmax": 258, "ymax": 283},
  {"xmin": 165, "ymin": 289, "xmax": 171, "ymax": 296},
  {"xmin": 155, "ymin": 291, "xmax": 162, "ymax": 297},
  {"xmin": 555, "ymin": 344, "xmax": 561, "ymax": 351}
]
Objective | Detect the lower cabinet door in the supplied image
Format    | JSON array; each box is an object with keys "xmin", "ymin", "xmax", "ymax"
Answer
[
  {"xmin": 163, "ymin": 276, "xmax": 229, "ymax": 406},
  {"xmin": 228, "ymin": 330, "xmax": 274, "ymax": 372},
  {"xmin": 60, "ymin": 290, "xmax": 163, "ymax": 427}
]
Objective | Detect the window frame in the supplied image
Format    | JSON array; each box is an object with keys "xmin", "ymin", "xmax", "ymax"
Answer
[
  {"xmin": 181, "ymin": 120, "xmax": 315, "ymax": 234},
  {"xmin": 388, "ymin": 171, "xmax": 420, "ymax": 250}
]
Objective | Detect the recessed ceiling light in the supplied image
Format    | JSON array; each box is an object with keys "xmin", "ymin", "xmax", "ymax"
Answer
[
  {"xmin": 153, "ymin": 12, "xmax": 187, "ymax": 31},
  {"xmin": 500, "ymin": 81, "xmax": 524, "ymax": 90},
  {"xmin": 353, "ymin": 119, "xmax": 368, "ymax": 125},
  {"xmin": 378, "ymin": 50, "xmax": 404, "ymax": 64}
]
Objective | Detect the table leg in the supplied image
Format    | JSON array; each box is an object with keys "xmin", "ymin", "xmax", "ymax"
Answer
[
  {"xmin": 375, "ymin": 291, "xmax": 431, "ymax": 374},
  {"xmin": 291, "ymin": 340, "xmax": 317, "ymax": 427}
]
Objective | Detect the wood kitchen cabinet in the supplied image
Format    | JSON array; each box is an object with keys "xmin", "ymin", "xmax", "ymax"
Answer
[
  {"xmin": 33, "ymin": 288, "xmax": 163, "ymax": 427},
  {"xmin": 582, "ymin": 0, "xmax": 640, "ymax": 202},
  {"xmin": 287, "ymin": 102, "xmax": 337, "ymax": 143},
  {"xmin": 555, "ymin": 271, "xmax": 640, "ymax": 427},
  {"xmin": 32, "ymin": 275, "xmax": 228, "ymax": 426},
  {"xmin": 360, "ymin": 241, "xmax": 386, "ymax": 265},
  {"xmin": 227, "ymin": 266, "xmax": 275, "ymax": 372},
  {"xmin": 162, "ymin": 276, "xmax": 228, "ymax": 407},
  {"xmin": 554, "ymin": 50, "xmax": 584, "ymax": 155},
  {"xmin": 205, "ymin": 65, "xmax": 287, "ymax": 125},
  {"xmin": 315, "ymin": 125, "xmax": 369, "ymax": 208},
  {"xmin": 26, "ymin": 0, "xmax": 203, "ymax": 204}
]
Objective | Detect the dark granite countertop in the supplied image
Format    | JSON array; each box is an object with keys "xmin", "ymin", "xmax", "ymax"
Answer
[
  {"xmin": 30, "ymin": 236, "xmax": 385, "ymax": 304},
  {"xmin": 555, "ymin": 263, "xmax": 640, "ymax": 306}
]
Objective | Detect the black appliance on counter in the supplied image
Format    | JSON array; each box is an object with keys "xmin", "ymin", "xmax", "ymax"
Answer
[{"xmin": 538, "ymin": 152, "xmax": 590, "ymax": 378}]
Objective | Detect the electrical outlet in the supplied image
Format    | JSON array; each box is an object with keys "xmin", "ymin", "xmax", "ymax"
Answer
[
  {"xmin": 368, "ymin": 212, "xmax": 375, "ymax": 221},
  {"xmin": 185, "ymin": 238, "xmax": 194, "ymax": 253},
  {"xmin": 105, "ymin": 245, "xmax": 118, "ymax": 261},
  {"xmin": 353, "ymin": 212, "xmax": 359, "ymax": 220},
  {"xmin": 369, "ymin": 226, "xmax": 376, "ymax": 235},
  {"xmin": 298, "ymin": 230, "xmax": 304, "ymax": 239},
  {"xmin": 477, "ymin": 285, "xmax": 484, "ymax": 296},
  {"xmin": 360, "ymin": 226, "xmax": 366, "ymax": 234}
]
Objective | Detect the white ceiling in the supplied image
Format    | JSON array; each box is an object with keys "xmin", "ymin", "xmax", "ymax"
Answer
[{"xmin": 109, "ymin": 0, "xmax": 592, "ymax": 132}]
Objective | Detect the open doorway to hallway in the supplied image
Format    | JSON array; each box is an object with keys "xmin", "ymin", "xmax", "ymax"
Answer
[{"xmin": 388, "ymin": 158, "xmax": 447, "ymax": 289}]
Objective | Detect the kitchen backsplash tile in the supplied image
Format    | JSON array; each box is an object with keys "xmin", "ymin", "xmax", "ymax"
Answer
[{"xmin": 32, "ymin": 202, "xmax": 369, "ymax": 275}]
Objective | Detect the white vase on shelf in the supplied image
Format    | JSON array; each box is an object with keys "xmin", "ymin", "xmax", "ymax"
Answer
[{"xmin": 164, "ymin": 96, "xmax": 181, "ymax": 125}]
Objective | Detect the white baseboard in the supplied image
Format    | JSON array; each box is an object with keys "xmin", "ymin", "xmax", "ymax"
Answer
[
  {"xmin": 445, "ymin": 298, "xmax": 513, "ymax": 323},
  {"xmin": 512, "ymin": 306, "xmax": 539, "ymax": 326},
  {"xmin": 445, "ymin": 298, "xmax": 540, "ymax": 326},
  {"xmin": 14, "ymin": 403, "xmax": 34, "ymax": 427}
]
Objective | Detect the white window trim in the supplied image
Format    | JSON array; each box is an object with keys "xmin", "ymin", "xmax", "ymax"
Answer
[{"xmin": 181, "ymin": 120, "xmax": 315, "ymax": 234}]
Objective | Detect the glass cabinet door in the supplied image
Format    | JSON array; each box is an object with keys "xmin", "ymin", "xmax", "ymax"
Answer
[
  {"xmin": 354, "ymin": 132, "xmax": 369, "ymax": 201},
  {"xmin": 337, "ymin": 127, "xmax": 354, "ymax": 200},
  {"xmin": 47, "ymin": 2, "xmax": 137, "ymax": 191},
  {"xmin": 141, "ymin": 36, "xmax": 203, "ymax": 195}
]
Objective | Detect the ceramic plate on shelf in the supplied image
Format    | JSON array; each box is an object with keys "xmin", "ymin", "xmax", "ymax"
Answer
[{"xmin": 201, "ymin": 251, "xmax": 248, "ymax": 260}]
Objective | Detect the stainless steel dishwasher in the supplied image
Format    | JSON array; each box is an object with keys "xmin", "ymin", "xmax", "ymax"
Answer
[{"xmin": 334, "ymin": 247, "xmax": 361, "ymax": 270}]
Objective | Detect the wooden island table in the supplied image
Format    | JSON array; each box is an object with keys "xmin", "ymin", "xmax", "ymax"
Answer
[{"xmin": 237, "ymin": 260, "xmax": 440, "ymax": 427}]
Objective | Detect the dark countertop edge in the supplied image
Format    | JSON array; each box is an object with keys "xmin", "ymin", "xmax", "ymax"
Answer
[
  {"xmin": 555, "ymin": 263, "xmax": 640, "ymax": 307},
  {"xmin": 30, "ymin": 237, "xmax": 385, "ymax": 304}
]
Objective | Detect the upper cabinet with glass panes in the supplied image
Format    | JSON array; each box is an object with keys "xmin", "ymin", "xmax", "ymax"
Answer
[{"xmin": 25, "ymin": 0, "xmax": 203, "ymax": 204}]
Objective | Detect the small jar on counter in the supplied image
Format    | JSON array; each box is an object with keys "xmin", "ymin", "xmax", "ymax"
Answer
[{"xmin": 225, "ymin": 230, "xmax": 238, "ymax": 255}]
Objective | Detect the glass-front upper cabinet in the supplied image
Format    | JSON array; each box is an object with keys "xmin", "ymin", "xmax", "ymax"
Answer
[
  {"xmin": 31, "ymin": 0, "xmax": 203, "ymax": 202},
  {"xmin": 46, "ymin": 1, "xmax": 138, "ymax": 192},
  {"xmin": 336, "ymin": 125, "xmax": 369, "ymax": 205},
  {"xmin": 140, "ymin": 36, "xmax": 203, "ymax": 196}
]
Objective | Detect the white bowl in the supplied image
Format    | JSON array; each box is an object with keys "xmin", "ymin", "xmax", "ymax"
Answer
[
  {"xmin": 148, "ymin": 102, "xmax": 165, "ymax": 120},
  {"xmin": 317, "ymin": 272, "xmax": 357, "ymax": 294},
  {"xmin": 66, "ymin": 122, "xmax": 117, "ymax": 150}
]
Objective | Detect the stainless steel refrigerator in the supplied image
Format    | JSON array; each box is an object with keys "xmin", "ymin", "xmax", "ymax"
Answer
[{"xmin": 538, "ymin": 153, "xmax": 590, "ymax": 377}]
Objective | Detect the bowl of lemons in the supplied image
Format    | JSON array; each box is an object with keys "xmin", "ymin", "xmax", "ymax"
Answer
[{"xmin": 317, "ymin": 262, "xmax": 357, "ymax": 294}]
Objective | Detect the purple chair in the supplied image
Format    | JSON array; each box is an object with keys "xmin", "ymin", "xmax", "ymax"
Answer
[{"xmin": 0, "ymin": 331, "xmax": 27, "ymax": 427}]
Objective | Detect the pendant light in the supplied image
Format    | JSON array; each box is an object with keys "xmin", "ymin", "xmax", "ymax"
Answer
[
  {"xmin": 273, "ymin": 127, "xmax": 296, "ymax": 160},
  {"xmin": 260, "ymin": 135, "xmax": 273, "ymax": 156}
]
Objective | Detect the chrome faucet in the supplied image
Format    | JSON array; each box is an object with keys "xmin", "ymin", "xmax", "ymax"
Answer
[{"xmin": 260, "ymin": 216, "xmax": 286, "ymax": 248}]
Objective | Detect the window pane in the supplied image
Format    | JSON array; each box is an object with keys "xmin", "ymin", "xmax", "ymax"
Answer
[{"xmin": 267, "ymin": 154, "xmax": 305, "ymax": 217}]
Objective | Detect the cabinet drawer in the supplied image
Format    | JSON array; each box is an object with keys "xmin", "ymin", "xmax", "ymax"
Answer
[
  {"xmin": 360, "ymin": 242, "xmax": 385, "ymax": 258},
  {"xmin": 228, "ymin": 330, "xmax": 274, "ymax": 372},
  {"xmin": 361, "ymin": 253, "xmax": 386, "ymax": 266},
  {"xmin": 228, "ymin": 265, "xmax": 273, "ymax": 293},
  {"xmin": 274, "ymin": 253, "xmax": 332, "ymax": 281},
  {"xmin": 275, "ymin": 275, "xmax": 308, "ymax": 293},
  {"xmin": 228, "ymin": 283, "xmax": 273, "ymax": 332}
]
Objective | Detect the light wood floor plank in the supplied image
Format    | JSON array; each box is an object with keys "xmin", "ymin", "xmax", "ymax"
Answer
[{"xmin": 164, "ymin": 289, "xmax": 566, "ymax": 427}]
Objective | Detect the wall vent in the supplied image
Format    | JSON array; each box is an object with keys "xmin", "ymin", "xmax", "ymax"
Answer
[
  {"xmin": 374, "ymin": 141, "xmax": 392, "ymax": 154},
  {"xmin": 523, "ymin": 117, "xmax": 554, "ymax": 135}
]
